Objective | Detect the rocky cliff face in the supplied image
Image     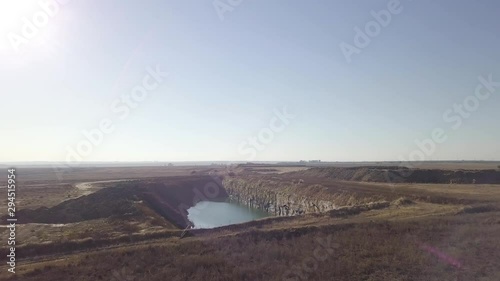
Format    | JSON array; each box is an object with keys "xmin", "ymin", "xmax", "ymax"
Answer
[{"xmin": 223, "ymin": 178, "xmax": 343, "ymax": 216}]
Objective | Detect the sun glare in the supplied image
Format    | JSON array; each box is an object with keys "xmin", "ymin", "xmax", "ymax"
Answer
[
  {"xmin": 0, "ymin": 1, "xmax": 38, "ymax": 50},
  {"xmin": 0, "ymin": 0, "xmax": 69, "ymax": 63}
]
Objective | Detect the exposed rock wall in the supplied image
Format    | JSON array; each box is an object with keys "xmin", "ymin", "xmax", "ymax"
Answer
[{"xmin": 223, "ymin": 178, "xmax": 340, "ymax": 216}]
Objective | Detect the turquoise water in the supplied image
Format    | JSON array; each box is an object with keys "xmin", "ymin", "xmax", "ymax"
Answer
[{"xmin": 187, "ymin": 200, "xmax": 270, "ymax": 229}]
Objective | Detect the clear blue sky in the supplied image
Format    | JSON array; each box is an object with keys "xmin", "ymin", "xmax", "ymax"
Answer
[{"xmin": 1, "ymin": 0, "xmax": 499, "ymax": 162}]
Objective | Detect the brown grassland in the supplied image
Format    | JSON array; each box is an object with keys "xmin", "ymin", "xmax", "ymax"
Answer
[{"xmin": 0, "ymin": 163, "xmax": 499, "ymax": 281}]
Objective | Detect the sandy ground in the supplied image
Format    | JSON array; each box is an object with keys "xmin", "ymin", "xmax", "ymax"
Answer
[{"xmin": 74, "ymin": 179, "xmax": 136, "ymax": 197}]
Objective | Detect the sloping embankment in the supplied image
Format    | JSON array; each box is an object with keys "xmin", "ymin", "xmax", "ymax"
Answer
[
  {"xmin": 14, "ymin": 176, "xmax": 227, "ymax": 229},
  {"xmin": 292, "ymin": 167, "xmax": 500, "ymax": 184}
]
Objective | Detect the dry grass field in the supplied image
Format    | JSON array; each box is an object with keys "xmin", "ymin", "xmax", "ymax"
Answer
[{"xmin": 0, "ymin": 164, "xmax": 499, "ymax": 280}]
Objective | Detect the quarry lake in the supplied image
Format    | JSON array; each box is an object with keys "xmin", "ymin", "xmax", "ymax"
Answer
[{"xmin": 187, "ymin": 201, "xmax": 270, "ymax": 229}]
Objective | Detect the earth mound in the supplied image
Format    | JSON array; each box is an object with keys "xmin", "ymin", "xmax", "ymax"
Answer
[{"xmin": 292, "ymin": 167, "xmax": 500, "ymax": 184}]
